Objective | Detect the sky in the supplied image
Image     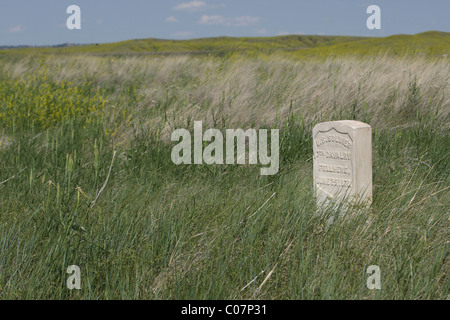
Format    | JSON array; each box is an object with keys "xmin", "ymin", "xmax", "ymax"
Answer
[{"xmin": 0, "ymin": 0, "xmax": 449, "ymax": 46}]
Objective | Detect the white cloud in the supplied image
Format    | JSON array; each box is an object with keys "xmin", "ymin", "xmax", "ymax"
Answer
[
  {"xmin": 199, "ymin": 15, "xmax": 260, "ymax": 27},
  {"xmin": 171, "ymin": 31, "xmax": 194, "ymax": 37},
  {"xmin": 8, "ymin": 25, "xmax": 23, "ymax": 33},
  {"xmin": 277, "ymin": 31, "xmax": 305, "ymax": 36},
  {"xmin": 173, "ymin": 1, "xmax": 225, "ymax": 12},
  {"xmin": 165, "ymin": 16, "xmax": 178, "ymax": 23},
  {"xmin": 198, "ymin": 15, "xmax": 224, "ymax": 25},
  {"xmin": 173, "ymin": 1, "xmax": 207, "ymax": 11}
]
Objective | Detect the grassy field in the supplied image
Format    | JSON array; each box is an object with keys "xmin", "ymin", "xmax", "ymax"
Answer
[{"xmin": 0, "ymin": 32, "xmax": 448, "ymax": 299}]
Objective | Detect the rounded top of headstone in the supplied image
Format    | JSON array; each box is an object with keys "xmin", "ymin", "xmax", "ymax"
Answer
[
  {"xmin": 313, "ymin": 120, "xmax": 371, "ymax": 133},
  {"xmin": 334, "ymin": 120, "xmax": 371, "ymax": 129}
]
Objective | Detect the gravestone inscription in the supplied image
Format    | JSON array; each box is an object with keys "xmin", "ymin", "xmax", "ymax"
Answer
[{"xmin": 313, "ymin": 120, "xmax": 372, "ymax": 209}]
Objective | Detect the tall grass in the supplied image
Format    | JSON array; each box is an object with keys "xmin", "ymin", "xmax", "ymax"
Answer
[
  {"xmin": 0, "ymin": 52, "xmax": 448, "ymax": 299},
  {"xmin": 1, "ymin": 54, "xmax": 448, "ymax": 134}
]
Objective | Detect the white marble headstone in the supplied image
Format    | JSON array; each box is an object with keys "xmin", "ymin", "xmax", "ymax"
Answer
[{"xmin": 313, "ymin": 120, "xmax": 372, "ymax": 209}]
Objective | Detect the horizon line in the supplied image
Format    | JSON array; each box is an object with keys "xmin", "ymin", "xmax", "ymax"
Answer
[{"xmin": 1, "ymin": 30, "xmax": 447, "ymax": 49}]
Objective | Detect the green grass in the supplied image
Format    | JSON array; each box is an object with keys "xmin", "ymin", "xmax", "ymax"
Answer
[
  {"xmin": 0, "ymin": 110, "xmax": 448, "ymax": 299},
  {"xmin": 0, "ymin": 44, "xmax": 448, "ymax": 299}
]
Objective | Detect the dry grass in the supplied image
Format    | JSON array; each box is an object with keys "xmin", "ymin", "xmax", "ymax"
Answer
[{"xmin": 1, "ymin": 54, "xmax": 448, "ymax": 136}]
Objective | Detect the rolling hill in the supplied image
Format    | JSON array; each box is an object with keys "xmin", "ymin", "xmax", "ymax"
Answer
[{"xmin": 1, "ymin": 31, "xmax": 448, "ymax": 58}]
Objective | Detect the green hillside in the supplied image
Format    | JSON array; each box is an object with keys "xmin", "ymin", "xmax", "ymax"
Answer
[
  {"xmin": 1, "ymin": 31, "xmax": 449, "ymax": 58},
  {"xmin": 0, "ymin": 34, "xmax": 365, "ymax": 56},
  {"xmin": 290, "ymin": 31, "xmax": 450, "ymax": 58}
]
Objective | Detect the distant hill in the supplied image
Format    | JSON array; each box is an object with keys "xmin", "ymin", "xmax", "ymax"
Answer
[
  {"xmin": 290, "ymin": 31, "xmax": 450, "ymax": 58},
  {"xmin": 0, "ymin": 43, "xmax": 82, "ymax": 51},
  {"xmin": 0, "ymin": 45, "xmax": 32, "ymax": 50},
  {"xmin": 1, "ymin": 31, "xmax": 448, "ymax": 58}
]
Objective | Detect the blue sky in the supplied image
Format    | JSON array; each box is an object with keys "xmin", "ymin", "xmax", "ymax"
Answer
[{"xmin": 0, "ymin": 0, "xmax": 449, "ymax": 46}]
